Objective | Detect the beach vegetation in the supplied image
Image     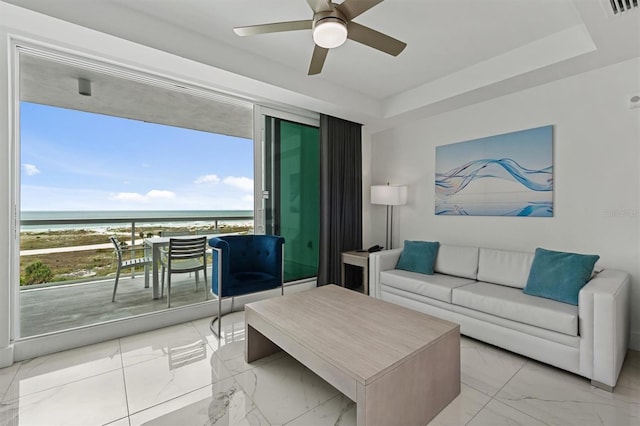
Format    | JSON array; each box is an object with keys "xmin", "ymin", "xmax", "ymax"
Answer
[{"xmin": 22, "ymin": 260, "xmax": 53, "ymax": 285}]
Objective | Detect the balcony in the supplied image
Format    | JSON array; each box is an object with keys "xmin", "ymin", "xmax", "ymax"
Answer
[
  {"xmin": 20, "ymin": 271, "xmax": 215, "ymax": 337},
  {"xmin": 19, "ymin": 213, "xmax": 252, "ymax": 338}
]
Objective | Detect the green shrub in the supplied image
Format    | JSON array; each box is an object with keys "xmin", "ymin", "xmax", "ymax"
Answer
[{"xmin": 22, "ymin": 260, "xmax": 54, "ymax": 285}]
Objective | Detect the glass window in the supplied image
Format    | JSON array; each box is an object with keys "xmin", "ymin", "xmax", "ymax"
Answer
[{"xmin": 18, "ymin": 51, "xmax": 254, "ymax": 337}]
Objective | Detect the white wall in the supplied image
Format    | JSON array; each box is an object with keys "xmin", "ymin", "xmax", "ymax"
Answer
[{"xmin": 368, "ymin": 58, "xmax": 640, "ymax": 350}]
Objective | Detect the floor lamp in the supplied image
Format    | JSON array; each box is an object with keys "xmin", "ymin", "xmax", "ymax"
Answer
[{"xmin": 371, "ymin": 184, "xmax": 407, "ymax": 249}]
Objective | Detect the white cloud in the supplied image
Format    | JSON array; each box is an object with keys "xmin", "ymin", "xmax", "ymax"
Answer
[
  {"xmin": 22, "ymin": 163, "xmax": 40, "ymax": 176},
  {"xmin": 111, "ymin": 189, "xmax": 176, "ymax": 202},
  {"xmin": 112, "ymin": 192, "xmax": 145, "ymax": 202},
  {"xmin": 195, "ymin": 174, "xmax": 220, "ymax": 185},
  {"xmin": 146, "ymin": 189, "xmax": 176, "ymax": 199},
  {"xmin": 223, "ymin": 176, "xmax": 254, "ymax": 192}
]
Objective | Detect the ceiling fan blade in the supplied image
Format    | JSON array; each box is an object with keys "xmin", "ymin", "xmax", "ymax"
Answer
[
  {"xmin": 234, "ymin": 20, "xmax": 312, "ymax": 37},
  {"xmin": 308, "ymin": 45, "xmax": 329, "ymax": 75},
  {"xmin": 306, "ymin": 0, "xmax": 333, "ymax": 13},
  {"xmin": 347, "ymin": 21, "xmax": 406, "ymax": 56},
  {"xmin": 336, "ymin": 0, "xmax": 383, "ymax": 20}
]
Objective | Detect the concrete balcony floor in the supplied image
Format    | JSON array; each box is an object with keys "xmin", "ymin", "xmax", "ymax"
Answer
[{"xmin": 19, "ymin": 269, "xmax": 213, "ymax": 337}]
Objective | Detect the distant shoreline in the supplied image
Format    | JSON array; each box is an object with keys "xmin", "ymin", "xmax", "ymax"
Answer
[
  {"xmin": 21, "ymin": 209, "xmax": 253, "ymax": 217},
  {"xmin": 21, "ymin": 220, "xmax": 254, "ymax": 233},
  {"xmin": 20, "ymin": 209, "xmax": 254, "ymax": 232}
]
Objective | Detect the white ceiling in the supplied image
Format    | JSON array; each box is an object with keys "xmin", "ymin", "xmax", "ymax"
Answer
[
  {"xmin": 116, "ymin": 0, "xmax": 584, "ymax": 99},
  {"xmin": 4, "ymin": 0, "xmax": 640, "ymax": 131}
]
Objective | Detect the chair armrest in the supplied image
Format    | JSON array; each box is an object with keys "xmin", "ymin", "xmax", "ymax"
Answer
[
  {"xmin": 578, "ymin": 268, "xmax": 630, "ymax": 388},
  {"xmin": 369, "ymin": 248, "xmax": 403, "ymax": 299}
]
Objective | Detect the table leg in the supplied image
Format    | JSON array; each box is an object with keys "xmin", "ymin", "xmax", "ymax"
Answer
[
  {"xmin": 341, "ymin": 259, "xmax": 346, "ymax": 287},
  {"xmin": 246, "ymin": 324, "xmax": 281, "ymax": 363},
  {"xmin": 356, "ymin": 330, "xmax": 460, "ymax": 426},
  {"xmin": 363, "ymin": 261, "xmax": 368, "ymax": 295},
  {"xmin": 152, "ymin": 243, "xmax": 160, "ymax": 299},
  {"xmin": 144, "ymin": 264, "xmax": 149, "ymax": 289},
  {"xmin": 144, "ymin": 243, "xmax": 151, "ymax": 289}
]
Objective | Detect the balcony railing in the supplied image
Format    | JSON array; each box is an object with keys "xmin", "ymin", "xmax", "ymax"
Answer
[
  {"xmin": 19, "ymin": 213, "xmax": 254, "ymax": 336},
  {"xmin": 21, "ymin": 213, "xmax": 253, "ymax": 245},
  {"xmin": 20, "ymin": 213, "xmax": 253, "ymax": 286}
]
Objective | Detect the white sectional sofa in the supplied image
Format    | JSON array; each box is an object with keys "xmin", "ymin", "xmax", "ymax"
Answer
[{"xmin": 369, "ymin": 244, "xmax": 631, "ymax": 390}]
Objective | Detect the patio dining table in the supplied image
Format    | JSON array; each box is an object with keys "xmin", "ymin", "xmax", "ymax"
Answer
[{"xmin": 144, "ymin": 234, "xmax": 217, "ymax": 299}]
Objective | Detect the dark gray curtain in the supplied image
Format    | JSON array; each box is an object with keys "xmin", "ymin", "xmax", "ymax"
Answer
[{"xmin": 317, "ymin": 114, "xmax": 362, "ymax": 286}]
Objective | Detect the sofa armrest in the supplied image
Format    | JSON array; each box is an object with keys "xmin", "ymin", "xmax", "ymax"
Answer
[
  {"xmin": 578, "ymin": 268, "xmax": 630, "ymax": 388},
  {"xmin": 369, "ymin": 248, "xmax": 403, "ymax": 299}
]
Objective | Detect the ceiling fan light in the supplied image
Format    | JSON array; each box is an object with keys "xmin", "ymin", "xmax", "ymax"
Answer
[{"xmin": 313, "ymin": 18, "xmax": 347, "ymax": 49}]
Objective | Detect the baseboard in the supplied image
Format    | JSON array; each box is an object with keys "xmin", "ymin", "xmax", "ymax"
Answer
[
  {"xmin": 629, "ymin": 330, "xmax": 640, "ymax": 352},
  {"xmin": 0, "ymin": 344, "xmax": 14, "ymax": 368}
]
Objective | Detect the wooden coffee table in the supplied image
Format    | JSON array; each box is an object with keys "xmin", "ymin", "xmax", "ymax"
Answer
[{"xmin": 245, "ymin": 285, "xmax": 460, "ymax": 426}]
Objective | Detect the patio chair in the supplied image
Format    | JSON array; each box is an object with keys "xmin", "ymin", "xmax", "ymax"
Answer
[
  {"xmin": 160, "ymin": 236, "xmax": 208, "ymax": 308},
  {"xmin": 208, "ymin": 234, "xmax": 285, "ymax": 337},
  {"xmin": 110, "ymin": 236, "xmax": 152, "ymax": 302}
]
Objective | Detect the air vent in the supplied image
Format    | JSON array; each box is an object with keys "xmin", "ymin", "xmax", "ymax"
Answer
[{"xmin": 608, "ymin": 0, "xmax": 638, "ymax": 14}]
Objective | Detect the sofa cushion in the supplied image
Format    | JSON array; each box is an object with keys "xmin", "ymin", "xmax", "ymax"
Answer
[
  {"xmin": 477, "ymin": 248, "xmax": 534, "ymax": 289},
  {"xmin": 452, "ymin": 282, "xmax": 578, "ymax": 336},
  {"xmin": 434, "ymin": 244, "xmax": 479, "ymax": 279},
  {"xmin": 524, "ymin": 248, "xmax": 600, "ymax": 305},
  {"xmin": 380, "ymin": 270, "xmax": 475, "ymax": 303},
  {"xmin": 396, "ymin": 240, "xmax": 440, "ymax": 275}
]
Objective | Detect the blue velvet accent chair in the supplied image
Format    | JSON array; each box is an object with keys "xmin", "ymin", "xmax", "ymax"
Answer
[{"xmin": 208, "ymin": 234, "xmax": 285, "ymax": 336}]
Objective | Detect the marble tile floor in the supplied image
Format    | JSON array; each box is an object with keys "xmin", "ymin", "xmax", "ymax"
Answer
[{"xmin": 0, "ymin": 311, "xmax": 638, "ymax": 426}]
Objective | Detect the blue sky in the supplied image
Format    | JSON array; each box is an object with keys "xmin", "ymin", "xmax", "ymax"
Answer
[{"xmin": 20, "ymin": 102, "xmax": 254, "ymax": 211}]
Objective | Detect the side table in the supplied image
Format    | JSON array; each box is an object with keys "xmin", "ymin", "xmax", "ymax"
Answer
[{"xmin": 341, "ymin": 250, "xmax": 370, "ymax": 295}]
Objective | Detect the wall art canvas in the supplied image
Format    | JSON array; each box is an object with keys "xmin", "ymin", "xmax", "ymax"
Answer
[{"xmin": 435, "ymin": 125, "xmax": 553, "ymax": 217}]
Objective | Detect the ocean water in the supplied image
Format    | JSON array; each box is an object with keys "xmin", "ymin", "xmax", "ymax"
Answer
[{"xmin": 21, "ymin": 210, "xmax": 253, "ymax": 232}]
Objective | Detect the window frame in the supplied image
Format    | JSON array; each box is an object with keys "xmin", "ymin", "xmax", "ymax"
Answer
[{"xmin": 7, "ymin": 41, "xmax": 296, "ymax": 359}]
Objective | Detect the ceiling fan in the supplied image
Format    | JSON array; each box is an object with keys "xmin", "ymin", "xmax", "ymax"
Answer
[{"xmin": 233, "ymin": 0, "xmax": 407, "ymax": 75}]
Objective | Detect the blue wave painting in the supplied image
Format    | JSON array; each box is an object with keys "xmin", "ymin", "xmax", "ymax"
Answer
[{"xmin": 435, "ymin": 126, "xmax": 553, "ymax": 217}]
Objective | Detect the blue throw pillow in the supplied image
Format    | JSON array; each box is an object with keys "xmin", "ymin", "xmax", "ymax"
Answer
[
  {"xmin": 396, "ymin": 240, "xmax": 440, "ymax": 275},
  {"xmin": 523, "ymin": 248, "xmax": 600, "ymax": 305}
]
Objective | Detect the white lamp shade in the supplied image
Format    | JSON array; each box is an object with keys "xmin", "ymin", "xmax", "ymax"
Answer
[
  {"xmin": 371, "ymin": 185, "xmax": 408, "ymax": 206},
  {"xmin": 313, "ymin": 19, "xmax": 348, "ymax": 49}
]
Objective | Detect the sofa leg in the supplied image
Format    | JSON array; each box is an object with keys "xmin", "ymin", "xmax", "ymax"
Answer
[{"xmin": 591, "ymin": 379, "xmax": 614, "ymax": 392}]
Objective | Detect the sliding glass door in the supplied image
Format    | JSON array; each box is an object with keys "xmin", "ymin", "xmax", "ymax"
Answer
[
  {"xmin": 262, "ymin": 114, "xmax": 320, "ymax": 282},
  {"xmin": 16, "ymin": 47, "xmax": 255, "ymax": 339}
]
